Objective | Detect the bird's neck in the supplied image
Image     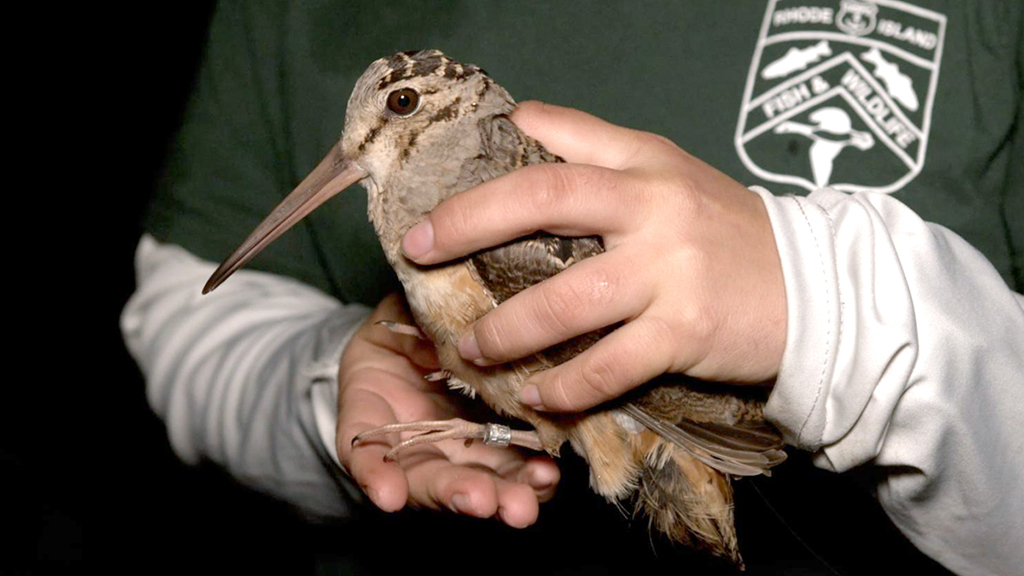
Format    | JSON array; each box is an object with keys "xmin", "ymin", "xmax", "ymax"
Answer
[
  {"xmin": 363, "ymin": 154, "xmax": 478, "ymax": 265},
  {"xmin": 364, "ymin": 179, "xmax": 444, "ymax": 267}
]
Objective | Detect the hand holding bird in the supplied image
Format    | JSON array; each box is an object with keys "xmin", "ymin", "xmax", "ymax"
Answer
[{"xmin": 405, "ymin": 100, "xmax": 788, "ymax": 411}]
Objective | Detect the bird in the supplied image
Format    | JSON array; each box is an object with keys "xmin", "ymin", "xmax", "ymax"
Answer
[{"xmin": 203, "ymin": 49, "xmax": 786, "ymax": 567}]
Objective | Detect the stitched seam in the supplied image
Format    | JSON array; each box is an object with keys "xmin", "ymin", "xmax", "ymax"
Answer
[{"xmin": 791, "ymin": 196, "xmax": 833, "ymax": 443}]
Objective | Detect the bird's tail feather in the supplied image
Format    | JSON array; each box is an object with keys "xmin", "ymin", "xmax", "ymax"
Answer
[
  {"xmin": 568, "ymin": 412, "xmax": 743, "ymax": 567},
  {"xmin": 636, "ymin": 435, "xmax": 742, "ymax": 567}
]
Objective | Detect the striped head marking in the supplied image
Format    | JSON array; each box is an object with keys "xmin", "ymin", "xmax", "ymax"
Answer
[{"xmin": 340, "ymin": 50, "xmax": 515, "ymax": 186}]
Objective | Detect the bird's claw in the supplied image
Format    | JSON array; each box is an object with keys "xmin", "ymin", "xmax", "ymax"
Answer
[
  {"xmin": 351, "ymin": 418, "xmax": 543, "ymax": 461},
  {"xmin": 375, "ymin": 320, "xmax": 427, "ymax": 340},
  {"xmin": 424, "ymin": 369, "xmax": 453, "ymax": 382}
]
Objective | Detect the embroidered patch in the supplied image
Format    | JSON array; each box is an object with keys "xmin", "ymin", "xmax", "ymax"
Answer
[{"xmin": 735, "ymin": 0, "xmax": 946, "ymax": 193}]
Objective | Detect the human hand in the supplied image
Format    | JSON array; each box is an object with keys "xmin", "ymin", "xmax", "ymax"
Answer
[
  {"xmin": 400, "ymin": 102, "xmax": 787, "ymax": 412},
  {"xmin": 336, "ymin": 293, "xmax": 559, "ymax": 527}
]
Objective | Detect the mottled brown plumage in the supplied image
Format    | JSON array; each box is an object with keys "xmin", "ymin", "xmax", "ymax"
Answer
[{"xmin": 205, "ymin": 50, "xmax": 786, "ymax": 567}]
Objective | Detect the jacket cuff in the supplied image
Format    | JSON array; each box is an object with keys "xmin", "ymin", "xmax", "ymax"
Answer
[{"xmin": 751, "ymin": 187, "xmax": 840, "ymax": 451}]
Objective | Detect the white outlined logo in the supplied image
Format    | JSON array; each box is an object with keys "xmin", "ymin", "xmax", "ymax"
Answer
[
  {"xmin": 735, "ymin": 0, "xmax": 946, "ymax": 193},
  {"xmin": 836, "ymin": 0, "xmax": 878, "ymax": 36}
]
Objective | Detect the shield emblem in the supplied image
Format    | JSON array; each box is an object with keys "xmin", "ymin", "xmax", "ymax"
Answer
[{"xmin": 735, "ymin": 0, "xmax": 947, "ymax": 193}]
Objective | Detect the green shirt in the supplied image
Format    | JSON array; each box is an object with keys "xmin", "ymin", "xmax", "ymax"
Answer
[{"xmin": 148, "ymin": 0, "xmax": 1023, "ymax": 303}]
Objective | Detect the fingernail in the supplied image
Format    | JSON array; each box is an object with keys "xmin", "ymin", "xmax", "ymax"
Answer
[
  {"xmin": 451, "ymin": 493, "xmax": 472, "ymax": 514},
  {"xmin": 520, "ymin": 384, "xmax": 546, "ymax": 410},
  {"xmin": 402, "ymin": 220, "xmax": 434, "ymax": 260},
  {"xmin": 458, "ymin": 331, "xmax": 482, "ymax": 362}
]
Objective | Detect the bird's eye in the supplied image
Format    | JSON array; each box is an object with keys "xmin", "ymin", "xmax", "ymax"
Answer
[{"xmin": 386, "ymin": 88, "xmax": 420, "ymax": 116}]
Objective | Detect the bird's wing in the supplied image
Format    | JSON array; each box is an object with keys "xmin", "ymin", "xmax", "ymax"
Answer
[
  {"xmin": 622, "ymin": 402, "xmax": 786, "ymax": 477},
  {"xmin": 470, "ymin": 234, "xmax": 603, "ymax": 303},
  {"xmin": 477, "ymin": 112, "xmax": 563, "ymax": 172},
  {"xmin": 466, "ymin": 113, "xmax": 605, "ymax": 303},
  {"xmin": 470, "ymin": 233, "xmax": 609, "ymax": 367}
]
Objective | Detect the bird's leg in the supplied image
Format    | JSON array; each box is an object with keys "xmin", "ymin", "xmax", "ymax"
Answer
[
  {"xmin": 352, "ymin": 418, "xmax": 544, "ymax": 461},
  {"xmin": 375, "ymin": 319, "xmax": 456, "ymax": 383}
]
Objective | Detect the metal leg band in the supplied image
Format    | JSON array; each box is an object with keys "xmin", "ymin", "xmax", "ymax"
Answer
[{"xmin": 482, "ymin": 423, "xmax": 512, "ymax": 447}]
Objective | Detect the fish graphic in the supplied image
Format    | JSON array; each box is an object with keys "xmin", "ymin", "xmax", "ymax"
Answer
[
  {"xmin": 860, "ymin": 47, "xmax": 919, "ymax": 111},
  {"xmin": 761, "ymin": 40, "xmax": 832, "ymax": 79}
]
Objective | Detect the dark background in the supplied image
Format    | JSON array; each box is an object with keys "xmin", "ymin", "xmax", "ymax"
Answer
[{"xmin": 10, "ymin": 4, "xmax": 951, "ymax": 574}]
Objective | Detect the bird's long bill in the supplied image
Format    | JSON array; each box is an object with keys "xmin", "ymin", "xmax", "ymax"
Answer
[{"xmin": 203, "ymin": 147, "xmax": 367, "ymax": 294}]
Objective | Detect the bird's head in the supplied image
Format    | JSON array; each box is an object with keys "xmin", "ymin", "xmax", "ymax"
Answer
[
  {"xmin": 203, "ymin": 50, "xmax": 512, "ymax": 293},
  {"xmin": 341, "ymin": 50, "xmax": 512, "ymax": 181}
]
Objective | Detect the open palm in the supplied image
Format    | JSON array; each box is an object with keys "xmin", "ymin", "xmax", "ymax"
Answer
[{"xmin": 335, "ymin": 293, "xmax": 559, "ymax": 527}]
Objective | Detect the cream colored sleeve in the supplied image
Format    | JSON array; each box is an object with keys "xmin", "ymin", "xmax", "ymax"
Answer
[
  {"xmin": 121, "ymin": 234, "xmax": 371, "ymax": 517},
  {"xmin": 755, "ymin": 187, "xmax": 1024, "ymax": 576}
]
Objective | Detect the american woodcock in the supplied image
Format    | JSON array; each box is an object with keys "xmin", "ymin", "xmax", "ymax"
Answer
[{"xmin": 204, "ymin": 50, "xmax": 785, "ymax": 566}]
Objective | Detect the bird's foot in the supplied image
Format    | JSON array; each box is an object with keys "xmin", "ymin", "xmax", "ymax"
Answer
[
  {"xmin": 352, "ymin": 418, "xmax": 543, "ymax": 461},
  {"xmin": 375, "ymin": 320, "xmax": 427, "ymax": 340}
]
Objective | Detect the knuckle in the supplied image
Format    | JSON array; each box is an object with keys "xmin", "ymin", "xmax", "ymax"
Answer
[
  {"xmin": 633, "ymin": 131, "xmax": 689, "ymax": 172},
  {"xmin": 673, "ymin": 178, "xmax": 704, "ymax": 213},
  {"xmin": 576, "ymin": 353, "xmax": 621, "ymax": 401},
  {"xmin": 475, "ymin": 315, "xmax": 512, "ymax": 358},
  {"xmin": 527, "ymin": 164, "xmax": 608, "ymax": 217},
  {"xmin": 687, "ymin": 305, "xmax": 717, "ymax": 344},
  {"xmin": 581, "ymin": 266, "xmax": 621, "ymax": 308},
  {"xmin": 613, "ymin": 131, "xmax": 647, "ymax": 169},
  {"xmin": 536, "ymin": 280, "xmax": 585, "ymax": 335},
  {"xmin": 671, "ymin": 287, "xmax": 716, "ymax": 345},
  {"xmin": 432, "ymin": 198, "xmax": 475, "ymax": 247},
  {"xmin": 545, "ymin": 375, "xmax": 577, "ymax": 410},
  {"xmin": 637, "ymin": 315, "xmax": 679, "ymax": 356},
  {"xmin": 618, "ymin": 129, "xmax": 681, "ymax": 169},
  {"xmin": 645, "ymin": 132, "xmax": 684, "ymax": 156},
  {"xmin": 530, "ymin": 168, "xmax": 566, "ymax": 215},
  {"xmin": 525, "ymin": 164, "xmax": 576, "ymax": 215},
  {"xmin": 535, "ymin": 266, "xmax": 619, "ymax": 336},
  {"xmin": 648, "ymin": 133, "xmax": 675, "ymax": 149}
]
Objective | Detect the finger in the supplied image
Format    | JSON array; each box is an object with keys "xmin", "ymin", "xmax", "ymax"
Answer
[
  {"xmin": 517, "ymin": 456, "xmax": 560, "ymax": 503},
  {"xmin": 402, "ymin": 163, "xmax": 645, "ymax": 264},
  {"xmin": 337, "ymin": 386, "xmax": 410, "ymax": 512},
  {"xmin": 520, "ymin": 316, "xmax": 678, "ymax": 412},
  {"xmin": 428, "ymin": 447, "xmax": 544, "ymax": 527},
  {"xmin": 406, "ymin": 455, "xmax": 542, "ymax": 527},
  {"xmin": 459, "ymin": 251, "xmax": 651, "ymax": 364},
  {"xmin": 458, "ymin": 446, "xmax": 559, "ymax": 503},
  {"xmin": 492, "ymin": 477, "xmax": 540, "ymax": 528},
  {"xmin": 408, "ymin": 456, "xmax": 501, "ymax": 518},
  {"xmin": 511, "ymin": 101, "xmax": 654, "ymax": 169}
]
